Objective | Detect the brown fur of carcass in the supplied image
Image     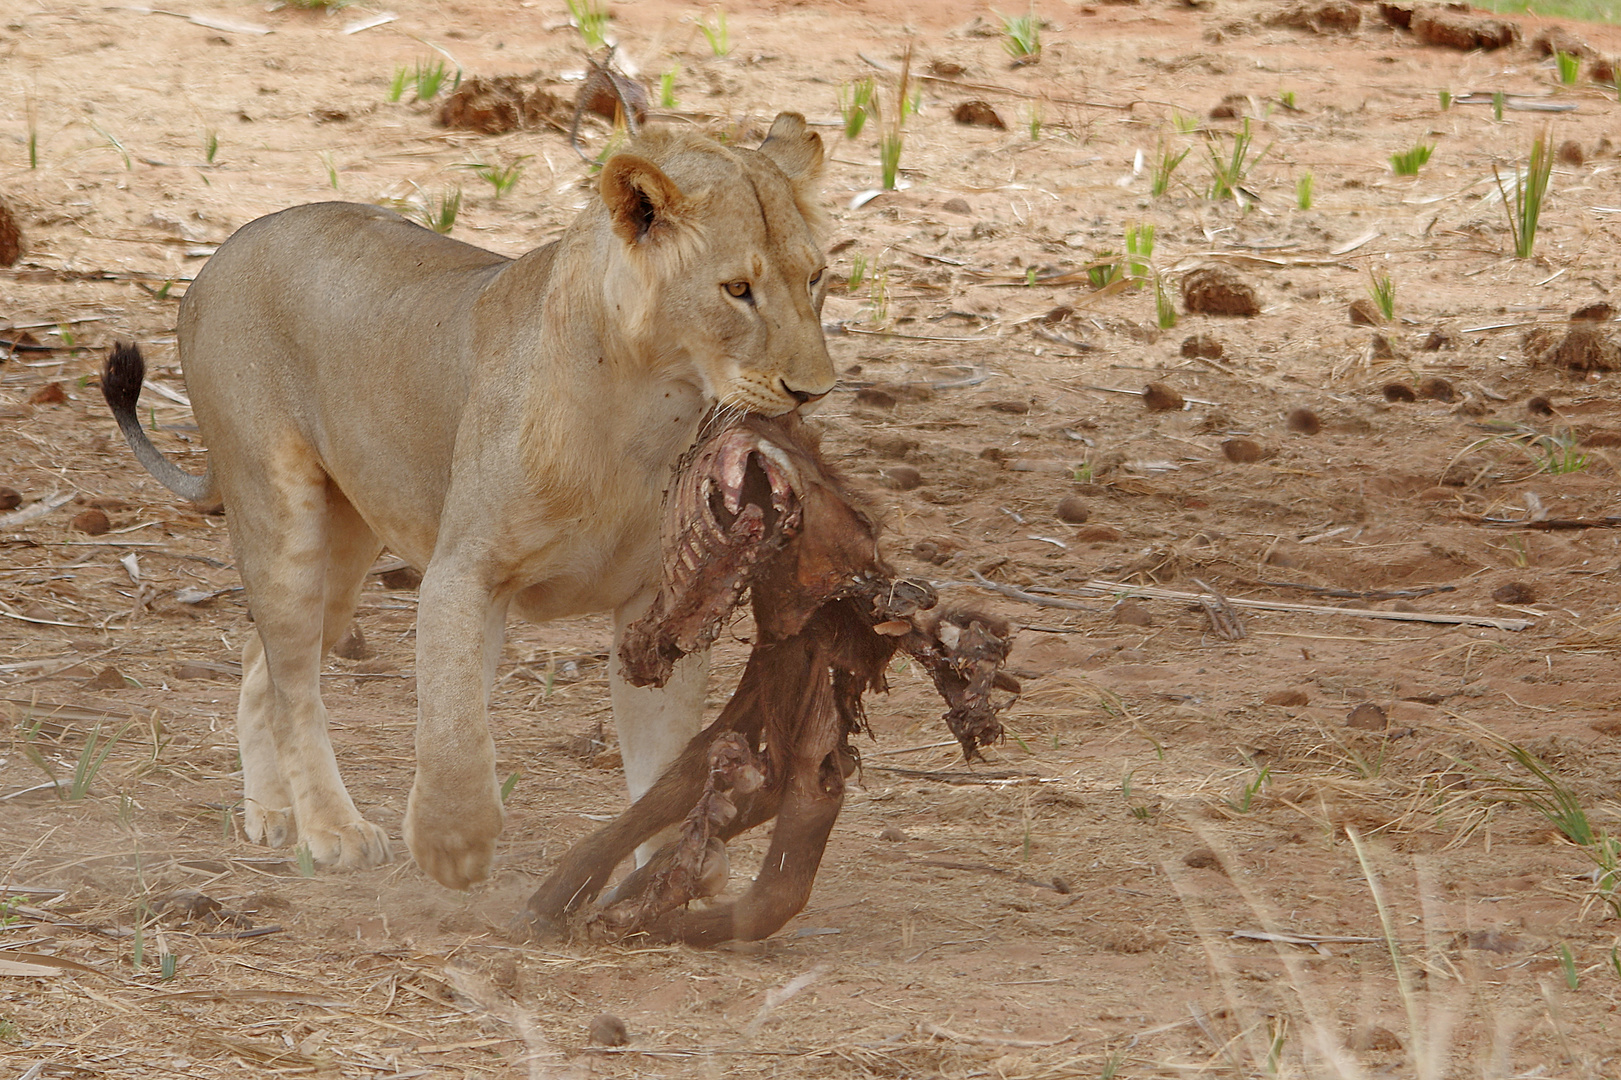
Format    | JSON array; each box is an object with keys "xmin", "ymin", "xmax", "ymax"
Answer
[{"xmin": 519, "ymin": 413, "xmax": 1015, "ymax": 946}]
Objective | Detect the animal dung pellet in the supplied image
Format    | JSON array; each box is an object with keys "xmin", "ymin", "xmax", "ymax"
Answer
[
  {"xmin": 879, "ymin": 465, "xmax": 924, "ymax": 491},
  {"xmin": 1180, "ymin": 332, "xmax": 1223, "ymax": 359},
  {"xmin": 951, "ymin": 100, "xmax": 1006, "ymax": 129},
  {"xmin": 940, "ymin": 196, "xmax": 972, "ymax": 215},
  {"xmin": 0, "ymin": 487, "xmax": 20, "ymax": 511},
  {"xmin": 1113, "ymin": 601, "xmax": 1152, "ymax": 627},
  {"xmin": 1417, "ymin": 376, "xmax": 1456, "ymax": 402},
  {"xmin": 1183, "ymin": 847, "xmax": 1221, "ymax": 870},
  {"xmin": 1180, "ymin": 266, "xmax": 1260, "ymax": 317},
  {"xmin": 1558, "ymin": 139, "xmax": 1585, "ymax": 166},
  {"xmin": 332, "ymin": 625, "xmax": 373, "ymax": 661},
  {"xmin": 71, "ymin": 508, "xmax": 111, "ymax": 535},
  {"xmin": 1055, "ymin": 495, "xmax": 1089, "ymax": 524},
  {"xmin": 1347, "ymin": 298, "xmax": 1381, "ymax": 326},
  {"xmin": 1526, "ymin": 395, "xmax": 1555, "ymax": 417},
  {"xmin": 587, "ymin": 1014, "xmax": 630, "ymax": 1047},
  {"xmin": 1285, "ymin": 408, "xmax": 1321, "ymax": 435},
  {"xmin": 1142, "ymin": 382, "xmax": 1184, "ymax": 412},
  {"xmin": 29, "ymin": 382, "xmax": 66, "ymax": 405},
  {"xmin": 1264, "ymin": 689, "xmax": 1309, "ymax": 707},
  {"xmin": 0, "ymin": 196, "xmax": 21, "ymax": 267},
  {"xmin": 1492, "ymin": 581, "xmax": 1537, "ymax": 604},
  {"xmin": 1345, "ymin": 702, "xmax": 1388, "ymax": 731},
  {"xmin": 1382, "ymin": 382, "xmax": 1417, "ymax": 402},
  {"xmin": 1221, "ymin": 438, "xmax": 1265, "ymax": 463}
]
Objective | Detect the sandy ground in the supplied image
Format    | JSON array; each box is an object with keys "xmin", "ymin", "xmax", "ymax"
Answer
[{"xmin": 8, "ymin": 0, "xmax": 1621, "ymax": 1076}]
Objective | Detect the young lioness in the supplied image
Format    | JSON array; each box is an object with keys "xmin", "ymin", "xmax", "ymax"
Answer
[{"xmin": 103, "ymin": 113, "xmax": 834, "ymax": 890}]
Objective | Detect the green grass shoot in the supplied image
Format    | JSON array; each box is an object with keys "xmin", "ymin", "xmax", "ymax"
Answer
[
  {"xmin": 203, "ymin": 130, "xmax": 219, "ymax": 164},
  {"xmin": 879, "ymin": 132, "xmax": 903, "ymax": 189},
  {"xmin": 846, "ymin": 252, "xmax": 867, "ymax": 291},
  {"xmin": 1278, "ymin": 89, "xmax": 1297, "ymax": 110},
  {"xmin": 1171, "ymin": 111, "xmax": 1199, "ymax": 135},
  {"xmin": 1556, "ymin": 50, "xmax": 1581, "ymax": 85},
  {"xmin": 26, "ymin": 95, "xmax": 39, "ymax": 169},
  {"xmin": 1538, "ymin": 431, "xmax": 1590, "ymax": 474},
  {"xmin": 66, "ymin": 720, "xmax": 128, "ymax": 801},
  {"xmin": 1000, "ymin": 9, "xmax": 1040, "ymax": 60},
  {"xmin": 1154, "ymin": 273, "xmax": 1177, "ymax": 330},
  {"xmin": 501, "ymin": 771, "xmax": 521, "ymax": 803},
  {"xmin": 413, "ymin": 58, "xmax": 453, "ymax": 102},
  {"xmin": 1494, "ymin": 127, "xmax": 1554, "ymax": 259},
  {"xmin": 1151, "ymin": 142, "xmax": 1189, "ymax": 197},
  {"xmin": 697, "ymin": 8, "xmax": 729, "ymax": 57},
  {"xmin": 321, "ymin": 151, "xmax": 339, "ymax": 189},
  {"xmin": 838, "ymin": 77, "xmax": 875, "ymax": 140},
  {"xmin": 1475, "ymin": 0, "xmax": 1621, "ymax": 21},
  {"xmin": 459, "ymin": 156, "xmax": 530, "ymax": 200},
  {"xmin": 1438, "ymin": 88, "xmax": 1453, "ymax": 110},
  {"xmin": 1389, "ymin": 142, "xmax": 1434, "ymax": 176},
  {"xmin": 1087, "ymin": 251, "xmax": 1123, "ymax": 290},
  {"xmin": 295, "ymin": 842, "xmax": 316, "ymax": 878},
  {"xmin": 160, "ymin": 951, "xmax": 177, "ymax": 981},
  {"xmin": 659, "ymin": 66, "xmax": 679, "ymax": 109},
  {"xmin": 89, "ymin": 120, "xmax": 131, "ymax": 171},
  {"xmin": 1491, "ymin": 736, "xmax": 1620, "ymax": 913},
  {"xmin": 417, "ymin": 186, "xmax": 461, "ymax": 234},
  {"xmin": 1493, "ymin": 90, "xmax": 1505, "ymax": 121},
  {"xmin": 1368, "ymin": 269, "xmax": 1395, "ymax": 321},
  {"xmin": 566, "ymin": 0, "xmax": 608, "ymax": 49},
  {"xmin": 1559, "ymin": 942, "xmax": 1579, "ymax": 989},
  {"xmin": 1124, "ymin": 222, "xmax": 1153, "ymax": 288},
  {"xmin": 1204, "ymin": 118, "xmax": 1270, "ymax": 204},
  {"xmin": 387, "ymin": 65, "xmax": 409, "ymax": 102},
  {"xmin": 1027, "ymin": 103, "xmax": 1042, "ymax": 141},
  {"xmin": 1296, "ymin": 172, "xmax": 1313, "ymax": 209}
]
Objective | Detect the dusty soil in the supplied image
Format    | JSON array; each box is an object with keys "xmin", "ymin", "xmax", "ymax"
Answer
[{"xmin": 7, "ymin": 0, "xmax": 1621, "ymax": 1076}]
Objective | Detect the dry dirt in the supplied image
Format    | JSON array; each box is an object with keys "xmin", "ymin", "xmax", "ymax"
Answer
[{"xmin": 7, "ymin": 1, "xmax": 1621, "ymax": 1076}]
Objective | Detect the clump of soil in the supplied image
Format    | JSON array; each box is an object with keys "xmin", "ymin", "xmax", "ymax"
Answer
[
  {"xmin": 1409, "ymin": 7, "xmax": 1518, "ymax": 50},
  {"xmin": 1348, "ymin": 298, "xmax": 1382, "ymax": 326},
  {"xmin": 1528, "ymin": 324, "xmax": 1621, "ymax": 373},
  {"xmin": 1222, "ymin": 438, "xmax": 1266, "ymax": 463},
  {"xmin": 1180, "ymin": 332, "xmax": 1223, "ymax": 359},
  {"xmin": 0, "ymin": 196, "xmax": 21, "ymax": 267},
  {"xmin": 439, "ymin": 76, "xmax": 566, "ymax": 134},
  {"xmin": 1142, "ymin": 382, "xmax": 1184, "ymax": 411},
  {"xmin": 1182, "ymin": 266, "xmax": 1260, "ymax": 316},
  {"xmin": 952, "ymin": 101, "xmax": 1005, "ymax": 129},
  {"xmin": 1266, "ymin": 1, "xmax": 1362, "ymax": 35},
  {"xmin": 1383, "ymin": 382, "xmax": 1417, "ymax": 402},
  {"xmin": 1286, "ymin": 408, "xmax": 1321, "ymax": 435}
]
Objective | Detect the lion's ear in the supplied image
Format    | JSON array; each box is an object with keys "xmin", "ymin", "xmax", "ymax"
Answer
[
  {"xmin": 600, "ymin": 153, "xmax": 687, "ymax": 244},
  {"xmin": 758, "ymin": 112, "xmax": 823, "ymax": 184}
]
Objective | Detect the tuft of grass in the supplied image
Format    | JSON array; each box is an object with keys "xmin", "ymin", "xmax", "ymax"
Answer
[
  {"xmin": 1151, "ymin": 141, "xmax": 1189, "ymax": 198},
  {"xmin": 1555, "ymin": 49, "xmax": 1581, "ymax": 86},
  {"xmin": 0, "ymin": 896, "xmax": 22, "ymax": 927},
  {"xmin": 458, "ymin": 156, "xmax": 530, "ymax": 200},
  {"xmin": 1154, "ymin": 273, "xmax": 1178, "ymax": 329},
  {"xmin": 659, "ymin": 66, "xmax": 679, "ymax": 109},
  {"xmin": 697, "ymin": 8, "xmax": 729, "ymax": 57},
  {"xmin": 846, "ymin": 251, "xmax": 867, "ymax": 291},
  {"xmin": 1278, "ymin": 89, "xmax": 1297, "ymax": 110},
  {"xmin": 412, "ymin": 58, "xmax": 454, "ymax": 102},
  {"xmin": 320, "ymin": 151, "xmax": 339, "ymax": 189},
  {"xmin": 1389, "ymin": 142, "xmax": 1434, "ymax": 176},
  {"xmin": 1087, "ymin": 251, "xmax": 1124, "ymax": 290},
  {"xmin": 1490, "ymin": 736, "xmax": 1620, "ymax": 914},
  {"xmin": 160, "ymin": 951, "xmax": 177, "ymax": 981},
  {"xmin": 89, "ymin": 119, "xmax": 132, "ymax": 171},
  {"xmin": 387, "ymin": 65, "xmax": 410, "ymax": 102},
  {"xmin": 867, "ymin": 268, "xmax": 890, "ymax": 324},
  {"xmin": 838, "ymin": 77, "xmax": 876, "ymax": 140},
  {"xmin": 1124, "ymin": 222, "xmax": 1153, "ymax": 289},
  {"xmin": 1204, "ymin": 118, "xmax": 1270, "ymax": 205},
  {"xmin": 417, "ymin": 186, "xmax": 462, "ymax": 234},
  {"xmin": 1558, "ymin": 942, "xmax": 1580, "ymax": 989},
  {"xmin": 1000, "ymin": 8, "xmax": 1040, "ymax": 61},
  {"xmin": 1296, "ymin": 172, "xmax": 1314, "ymax": 209},
  {"xmin": 1171, "ymin": 110, "xmax": 1199, "ymax": 135},
  {"xmin": 1027, "ymin": 103, "xmax": 1042, "ymax": 141},
  {"xmin": 1438, "ymin": 88, "xmax": 1453, "ymax": 110},
  {"xmin": 878, "ymin": 47, "xmax": 912, "ymax": 191},
  {"xmin": 1368, "ymin": 269, "xmax": 1396, "ymax": 321},
  {"xmin": 565, "ymin": 0, "xmax": 609, "ymax": 49},
  {"xmin": 500, "ymin": 771, "xmax": 521, "ymax": 803},
  {"xmin": 295, "ymin": 842, "xmax": 316, "ymax": 878},
  {"xmin": 1494, "ymin": 127, "xmax": 1554, "ymax": 259},
  {"xmin": 1538, "ymin": 430, "xmax": 1590, "ymax": 474},
  {"xmin": 1225, "ymin": 764, "xmax": 1271, "ymax": 813}
]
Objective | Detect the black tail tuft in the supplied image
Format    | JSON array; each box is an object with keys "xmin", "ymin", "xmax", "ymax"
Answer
[{"xmin": 102, "ymin": 341, "xmax": 147, "ymax": 415}]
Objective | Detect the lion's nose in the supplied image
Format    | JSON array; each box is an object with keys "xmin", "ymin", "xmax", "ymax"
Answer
[{"xmin": 782, "ymin": 381, "xmax": 829, "ymax": 406}]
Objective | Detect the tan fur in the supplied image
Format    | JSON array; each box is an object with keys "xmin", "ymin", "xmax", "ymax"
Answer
[{"xmin": 123, "ymin": 114, "xmax": 833, "ymax": 889}]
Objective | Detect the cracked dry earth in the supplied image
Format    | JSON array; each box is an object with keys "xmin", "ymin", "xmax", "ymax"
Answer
[{"xmin": 10, "ymin": 0, "xmax": 1621, "ymax": 1076}]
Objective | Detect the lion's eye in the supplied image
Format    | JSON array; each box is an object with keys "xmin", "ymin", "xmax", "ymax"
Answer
[
  {"xmin": 724, "ymin": 281, "xmax": 752, "ymax": 300},
  {"xmin": 809, "ymin": 268, "xmax": 825, "ymax": 289}
]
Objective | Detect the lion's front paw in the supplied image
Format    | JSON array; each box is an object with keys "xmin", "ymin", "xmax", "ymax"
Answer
[
  {"xmin": 305, "ymin": 819, "xmax": 393, "ymax": 871},
  {"xmin": 243, "ymin": 801, "xmax": 295, "ymax": 848},
  {"xmin": 403, "ymin": 787, "xmax": 502, "ymax": 890}
]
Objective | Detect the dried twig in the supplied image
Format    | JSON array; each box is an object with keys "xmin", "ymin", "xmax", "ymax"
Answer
[{"xmin": 1191, "ymin": 578, "xmax": 1245, "ymax": 641}]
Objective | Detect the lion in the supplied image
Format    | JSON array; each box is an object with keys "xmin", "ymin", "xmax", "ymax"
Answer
[{"xmin": 102, "ymin": 113, "xmax": 835, "ymax": 891}]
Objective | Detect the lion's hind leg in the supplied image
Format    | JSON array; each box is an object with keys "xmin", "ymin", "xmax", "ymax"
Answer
[{"xmin": 227, "ymin": 450, "xmax": 390, "ymax": 871}]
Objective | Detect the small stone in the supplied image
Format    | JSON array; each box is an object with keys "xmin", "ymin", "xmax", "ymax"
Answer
[
  {"xmin": 1348, "ymin": 298, "xmax": 1381, "ymax": 325},
  {"xmin": 1383, "ymin": 383, "xmax": 1417, "ymax": 402},
  {"xmin": 1180, "ymin": 333, "xmax": 1223, "ymax": 359},
  {"xmin": 0, "ymin": 487, "xmax": 20, "ymax": 511},
  {"xmin": 29, "ymin": 382, "xmax": 66, "ymax": 405},
  {"xmin": 1417, "ymin": 376, "xmax": 1455, "ymax": 403},
  {"xmin": 1183, "ymin": 847, "xmax": 1221, "ymax": 870},
  {"xmin": 1181, "ymin": 266, "xmax": 1261, "ymax": 317},
  {"xmin": 84, "ymin": 665, "xmax": 128, "ymax": 691},
  {"xmin": 1286, "ymin": 408, "xmax": 1321, "ymax": 435},
  {"xmin": 588, "ymin": 1014, "xmax": 630, "ymax": 1047},
  {"xmin": 1113, "ymin": 601, "xmax": 1153, "ymax": 627},
  {"xmin": 1055, "ymin": 496, "xmax": 1089, "ymax": 524},
  {"xmin": 1142, "ymin": 382, "xmax": 1184, "ymax": 411},
  {"xmin": 941, "ymin": 197, "xmax": 972, "ymax": 216},
  {"xmin": 1221, "ymin": 438, "xmax": 1266, "ymax": 463},
  {"xmin": 877, "ymin": 825, "xmax": 909, "ymax": 842},
  {"xmin": 332, "ymin": 625, "xmax": 373, "ymax": 661},
  {"xmin": 1346, "ymin": 702, "xmax": 1388, "ymax": 730},
  {"xmin": 951, "ymin": 100, "xmax": 1006, "ymax": 129},
  {"xmin": 879, "ymin": 465, "xmax": 924, "ymax": 491},
  {"xmin": 1492, "ymin": 582, "xmax": 1536, "ymax": 604},
  {"xmin": 71, "ymin": 508, "xmax": 111, "ymax": 535},
  {"xmin": 1264, "ymin": 689, "xmax": 1309, "ymax": 706}
]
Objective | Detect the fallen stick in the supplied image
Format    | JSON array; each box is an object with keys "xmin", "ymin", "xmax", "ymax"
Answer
[{"xmin": 968, "ymin": 576, "xmax": 1533, "ymax": 632}]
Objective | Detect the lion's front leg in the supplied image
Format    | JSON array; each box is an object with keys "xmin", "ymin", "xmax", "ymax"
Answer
[
  {"xmin": 403, "ymin": 566, "xmax": 509, "ymax": 890},
  {"xmin": 612, "ymin": 591, "xmax": 710, "ymax": 866}
]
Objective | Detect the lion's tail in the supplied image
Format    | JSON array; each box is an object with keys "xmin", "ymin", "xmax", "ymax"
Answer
[{"xmin": 101, "ymin": 341, "xmax": 218, "ymax": 506}]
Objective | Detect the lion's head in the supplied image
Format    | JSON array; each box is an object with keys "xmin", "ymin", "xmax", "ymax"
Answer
[{"xmin": 594, "ymin": 113, "xmax": 835, "ymax": 418}]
